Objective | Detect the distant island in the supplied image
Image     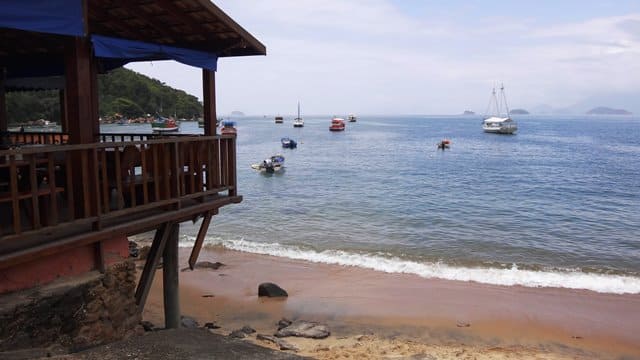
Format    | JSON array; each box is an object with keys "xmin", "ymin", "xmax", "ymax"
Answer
[
  {"xmin": 230, "ymin": 111, "xmax": 245, "ymax": 116},
  {"xmin": 462, "ymin": 110, "xmax": 475, "ymax": 115},
  {"xmin": 509, "ymin": 109, "xmax": 529, "ymax": 115},
  {"xmin": 586, "ymin": 107, "xmax": 632, "ymax": 115}
]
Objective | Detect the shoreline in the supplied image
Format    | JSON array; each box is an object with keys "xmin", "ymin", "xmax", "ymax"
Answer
[{"xmin": 140, "ymin": 244, "xmax": 640, "ymax": 359}]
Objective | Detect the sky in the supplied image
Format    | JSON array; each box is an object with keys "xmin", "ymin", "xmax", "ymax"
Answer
[{"xmin": 127, "ymin": 0, "xmax": 640, "ymax": 116}]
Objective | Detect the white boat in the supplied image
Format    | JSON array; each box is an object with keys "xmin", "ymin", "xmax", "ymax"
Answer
[
  {"xmin": 293, "ymin": 102, "xmax": 304, "ymax": 127},
  {"xmin": 251, "ymin": 154, "xmax": 285, "ymax": 173},
  {"xmin": 482, "ymin": 84, "xmax": 517, "ymax": 134},
  {"xmin": 348, "ymin": 114, "xmax": 356, "ymax": 122}
]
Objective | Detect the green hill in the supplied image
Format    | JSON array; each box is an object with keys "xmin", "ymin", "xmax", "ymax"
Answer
[{"xmin": 6, "ymin": 68, "xmax": 203, "ymax": 124}]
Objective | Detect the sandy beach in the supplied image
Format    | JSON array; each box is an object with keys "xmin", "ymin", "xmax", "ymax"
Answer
[{"xmin": 138, "ymin": 242, "xmax": 640, "ymax": 359}]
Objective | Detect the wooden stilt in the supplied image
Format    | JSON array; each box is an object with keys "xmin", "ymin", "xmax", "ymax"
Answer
[
  {"xmin": 135, "ymin": 222, "xmax": 172, "ymax": 311},
  {"xmin": 188, "ymin": 211, "xmax": 213, "ymax": 270},
  {"xmin": 163, "ymin": 222, "xmax": 180, "ymax": 329}
]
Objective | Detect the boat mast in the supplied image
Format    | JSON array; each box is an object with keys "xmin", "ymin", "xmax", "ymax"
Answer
[
  {"xmin": 500, "ymin": 83, "xmax": 510, "ymax": 118},
  {"xmin": 297, "ymin": 101, "xmax": 300, "ymax": 119}
]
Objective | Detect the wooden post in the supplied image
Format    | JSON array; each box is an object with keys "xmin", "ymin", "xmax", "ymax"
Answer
[
  {"xmin": 163, "ymin": 222, "xmax": 180, "ymax": 329},
  {"xmin": 188, "ymin": 211, "xmax": 213, "ymax": 270},
  {"xmin": 59, "ymin": 90, "xmax": 68, "ymax": 133},
  {"xmin": 0, "ymin": 69, "xmax": 7, "ymax": 132},
  {"xmin": 135, "ymin": 222, "xmax": 172, "ymax": 310},
  {"xmin": 65, "ymin": 37, "xmax": 95, "ymax": 144},
  {"xmin": 202, "ymin": 69, "xmax": 217, "ymax": 136}
]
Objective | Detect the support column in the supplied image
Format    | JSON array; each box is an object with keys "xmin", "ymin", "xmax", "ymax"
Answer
[
  {"xmin": 59, "ymin": 90, "xmax": 68, "ymax": 133},
  {"xmin": 202, "ymin": 69, "xmax": 217, "ymax": 136},
  {"xmin": 65, "ymin": 37, "xmax": 96, "ymax": 144},
  {"xmin": 163, "ymin": 222, "xmax": 180, "ymax": 329},
  {"xmin": 0, "ymin": 69, "xmax": 7, "ymax": 132}
]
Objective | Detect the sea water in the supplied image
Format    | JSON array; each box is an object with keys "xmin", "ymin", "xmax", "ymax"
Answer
[{"xmin": 105, "ymin": 115, "xmax": 640, "ymax": 294}]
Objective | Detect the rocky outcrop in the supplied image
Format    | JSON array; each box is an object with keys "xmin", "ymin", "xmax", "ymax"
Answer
[
  {"xmin": 0, "ymin": 261, "xmax": 141, "ymax": 352},
  {"xmin": 257, "ymin": 334, "xmax": 299, "ymax": 351},
  {"xmin": 275, "ymin": 320, "xmax": 330, "ymax": 339}
]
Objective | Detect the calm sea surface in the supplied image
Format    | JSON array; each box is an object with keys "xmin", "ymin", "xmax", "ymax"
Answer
[{"xmin": 105, "ymin": 115, "xmax": 640, "ymax": 294}]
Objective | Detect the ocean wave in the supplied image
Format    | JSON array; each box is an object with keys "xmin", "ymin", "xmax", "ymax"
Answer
[{"xmin": 178, "ymin": 236, "xmax": 640, "ymax": 295}]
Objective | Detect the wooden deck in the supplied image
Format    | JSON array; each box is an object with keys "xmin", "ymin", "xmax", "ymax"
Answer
[{"xmin": 0, "ymin": 134, "xmax": 240, "ymax": 269}]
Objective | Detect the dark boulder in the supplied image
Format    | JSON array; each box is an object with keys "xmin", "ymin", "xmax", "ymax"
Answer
[{"xmin": 258, "ymin": 283, "xmax": 288, "ymax": 298}]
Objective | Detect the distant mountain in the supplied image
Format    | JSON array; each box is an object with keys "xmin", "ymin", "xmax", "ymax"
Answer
[
  {"xmin": 230, "ymin": 111, "xmax": 245, "ymax": 116},
  {"xmin": 509, "ymin": 109, "xmax": 529, "ymax": 115},
  {"xmin": 586, "ymin": 107, "xmax": 632, "ymax": 115},
  {"xmin": 462, "ymin": 110, "xmax": 475, "ymax": 115}
]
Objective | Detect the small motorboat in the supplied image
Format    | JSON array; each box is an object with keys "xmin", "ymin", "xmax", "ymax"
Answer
[
  {"xmin": 275, "ymin": 116, "xmax": 284, "ymax": 124},
  {"xmin": 437, "ymin": 139, "xmax": 451, "ymax": 150},
  {"xmin": 281, "ymin": 137, "xmax": 297, "ymax": 148},
  {"xmin": 220, "ymin": 120, "xmax": 237, "ymax": 136},
  {"xmin": 348, "ymin": 114, "xmax": 357, "ymax": 122},
  {"xmin": 329, "ymin": 117, "xmax": 345, "ymax": 131},
  {"xmin": 251, "ymin": 154, "xmax": 285, "ymax": 173}
]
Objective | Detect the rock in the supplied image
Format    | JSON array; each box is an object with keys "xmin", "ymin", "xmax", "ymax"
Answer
[
  {"xmin": 258, "ymin": 282, "xmax": 288, "ymax": 298},
  {"xmin": 203, "ymin": 322, "xmax": 220, "ymax": 330},
  {"xmin": 241, "ymin": 325, "xmax": 256, "ymax": 334},
  {"xmin": 180, "ymin": 316, "xmax": 199, "ymax": 329},
  {"xmin": 140, "ymin": 321, "xmax": 157, "ymax": 332},
  {"xmin": 275, "ymin": 320, "xmax": 330, "ymax": 339},
  {"xmin": 256, "ymin": 334, "xmax": 299, "ymax": 351},
  {"xmin": 128, "ymin": 241, "xmax": 139, "ymax": 258},
  {"xmin": 277, "ymin": 318, "xmax": 292, "ymax": 330},
  {"xmin": 195, "ymin": 261, "xmax": 225, "ymax": 270},
  {"xmin": 228, "ymin": 330, "xmax": 247, "ymax": 339},
  {"xmin": 201, "ymin": 294, "xmax": 215, "ymax": 298},
  {"xmin": 456, "ymin": 321, "xmax": 470, "ymax": 328}
]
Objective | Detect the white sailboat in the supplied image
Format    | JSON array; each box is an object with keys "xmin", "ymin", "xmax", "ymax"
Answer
[
  {"xmin": 293, "ymin": 102, "xmax": 304, "ymax": 127},
  {"xmin": 483, "ymin": 84, "xmax": 517, "ymax": 134}
]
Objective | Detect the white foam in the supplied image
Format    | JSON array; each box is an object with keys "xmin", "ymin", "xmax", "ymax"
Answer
[{"xmin": 180, "ymin": 237, "xmax": 640, "ymax": 295}]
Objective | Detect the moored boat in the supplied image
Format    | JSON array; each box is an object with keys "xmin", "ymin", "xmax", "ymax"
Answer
[
  {"xmin": 329, "ymin": 117, "xmax": 345, "ymax": 131},
  {"xmin": 293, "ymin": 102, "xmax": 304, "ymax": 127},
  {"xmin": 348, "ymin": 114, "xmax": 356, "ymax": 122},
  {"xmin": 437, "ymin": 139, "xmax": 451, "ymax": 150},
  {"xmin": 483, "ymin": 84, "xmax": 517, "ymax": 134},
  {"xmin": 281, "ymin": 137, "xmax": 297, "ymax": 148},
  {"xmin": 251, "ymin": 154, "xmax": 285, "ymax": 173},
  {"xmin": 151, "ymin": 116, "xmax": 179, "ymax": 132},
  {"xmin": 275, "ymin": 116, "xmax": 284, "ymax": 124},
  {"xmin": 220, "ymin": 120, "xmax": 237, "ymax": 135}
]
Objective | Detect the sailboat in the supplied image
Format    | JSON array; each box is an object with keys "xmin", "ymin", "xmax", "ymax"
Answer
[
  {"xmin": 482, "ymin": 84, "xmax": 517, "ymax": 134},
  {"xmin": 293, "ymin": 102, "xmax": 304, "ymax": 127}
]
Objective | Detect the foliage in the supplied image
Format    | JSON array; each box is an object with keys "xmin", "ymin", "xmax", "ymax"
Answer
[{"xmin": 6, "ymin": 67, "xmax": 203, "ymax": 124}]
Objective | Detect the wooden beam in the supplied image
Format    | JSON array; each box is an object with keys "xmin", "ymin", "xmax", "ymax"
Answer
[
  {"xmin": 64, "ymin": 37, "xmax": 94, "ymax": 144},
  {"xmin": 0, "ymin": 69, "xmax": 6, "ymax": 132},
  {"xmin": 188, "ymin": 211, "xmax": 213, "ymax": 270},
  {"xmin": 59, "ymin": 90, "xmax": 68, "ymax": 132},
  {"xmin": 202, "ymin": 69, "xmax": 216, "ymax": 136},
  {"xmin": 135, "ymin": 222, "xmax": 172, "ymax": 310}
]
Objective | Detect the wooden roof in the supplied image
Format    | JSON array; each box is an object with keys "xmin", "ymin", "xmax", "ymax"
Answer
[{"xmin": 0, "ymin": 0, "xmax": 265, "ymax": 62}]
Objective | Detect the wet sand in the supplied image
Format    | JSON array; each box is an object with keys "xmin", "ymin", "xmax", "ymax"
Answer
[{"xmin": 141, "ymin": 245, "xmax": 640, "ymax": 359}]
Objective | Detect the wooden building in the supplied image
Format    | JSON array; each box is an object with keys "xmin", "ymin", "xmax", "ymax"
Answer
[{"xmin": 0, "ymin": 0, "xmax": 265, "ymax": 342}]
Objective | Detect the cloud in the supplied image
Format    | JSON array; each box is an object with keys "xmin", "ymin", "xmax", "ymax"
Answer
[{"xmin": 128, "ymin": 2, "xmax": 640, "ymax": 115}]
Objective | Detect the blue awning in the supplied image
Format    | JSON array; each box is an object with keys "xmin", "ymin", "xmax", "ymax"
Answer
[
  {"xmin": 92, "ymin": 35, "xmax": 218, "ymax": 71},
  {"xmin": 0, "ymin": 0, "xmax": 84, "ymax": 36}
]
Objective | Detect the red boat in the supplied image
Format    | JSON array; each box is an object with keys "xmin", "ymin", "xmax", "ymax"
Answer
[
  {"xmin": 329, "ymin": 117, "xmax": 345, "ymax": 131},
  {"xmin": 220, "ymin": 120, "xmax": 237, "ymax": 136}
]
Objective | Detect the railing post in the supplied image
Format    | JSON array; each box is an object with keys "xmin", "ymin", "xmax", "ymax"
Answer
[{"xmin": 229, "ymin": 136, "xmax": 237, "ymax": 197}]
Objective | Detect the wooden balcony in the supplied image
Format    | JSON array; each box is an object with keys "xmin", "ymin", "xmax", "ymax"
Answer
[{"xmin": 0, "ymin": 134, "xmax": 240, "ymax": 268}]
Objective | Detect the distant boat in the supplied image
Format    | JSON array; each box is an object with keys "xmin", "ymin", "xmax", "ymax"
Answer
[
  {"xmin": 482, "ymin": 84, "xmax": 517, "ymax": 134},
  {"xmin": 293, "ymin": 102, "xmax": 304, "ymax": 127},
  {"xmin": 220, "ymin": 120, "xmax": 237, "ymax": 136},
  {"xmin": 151, "ymin": 115, "xmax": 179, "ymax": 132},
  {"xmin": 329, "ymin": 117, "xmax": 345, "ymax": 131},
  {"xmin": 281, "ymin": 137, "xmax": 297, "ymax": 148},
  {"xmin": 251, "ymin": 154, "xmax": 285, "ymax": 173},
  {"xmin": 275, "ymin": 116, "xmax": 284, "ymax": 124},
  {"xmin": 437, "ymin": 139, "xmax": 451, "ymax": 150},
  {"xmin": 348, "ymin": 114, "xmax": 357, "ymax": 122}
]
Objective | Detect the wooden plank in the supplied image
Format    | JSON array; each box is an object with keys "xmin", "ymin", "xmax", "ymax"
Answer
[
  {"xmin": 47, "ymin": 152, "xmax": 59, "ymax": 225},
  {"xmin": 141, "ymin": 147, "xmax": 149, "ymax": 204},
  {"xmin": 163, "ymin": 222, "xmax": 180, "ymax": 328},
  {"xmin": 81, "ymin": 151, "xmax": 91, "ymax": 217},
  {"xmin": 65, "ymin": 151, "xmax": 75, "ymax": 220},
  {"xmin": 114, "ymin": 146, "xmax": 124, "ymax": 210},
  {"xmin": 229, "ymin": 137, "xmax": 237, "ymax": 197},
  {"xmin": 152, "ymin": 145, "xmax": 160, "ymax": 201},
  {"xmin": 135, "ymin": 222, "xmax": 172, "ymax": 310},
  {"xmin": 29, "ymin": 155, "xmax": 41, "ymax": 229},
  {"xmin": 9, "ymin": 156, "xmax": 21, "ymax": 234},
  {"xmin": 202, "ymin": 69, "xmax": 217, "ymax": 136},
  {"xmin": 188, "ymin": 211, "xmax": 212, "ymax": 270},
  {"xmin": 100, "ymin": 149, "xmax": 109, "ymax": 213}
]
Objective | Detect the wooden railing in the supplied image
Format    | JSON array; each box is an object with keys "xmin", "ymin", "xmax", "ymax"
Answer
[{"xmin": 0, "ymin": 135, "xmax": 237, "ymax": 240}]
